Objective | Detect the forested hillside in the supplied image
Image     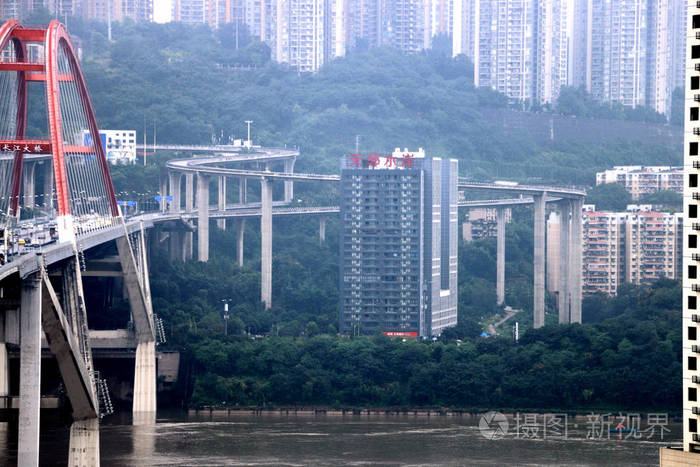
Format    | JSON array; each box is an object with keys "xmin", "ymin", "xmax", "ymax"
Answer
[
  {"xmin": 54, "ymin": 18, "xmax": 681, "ymax": 185},
  {"xmin": 49, "ymin": 17, "xmax": 681, "ymax": 411}
]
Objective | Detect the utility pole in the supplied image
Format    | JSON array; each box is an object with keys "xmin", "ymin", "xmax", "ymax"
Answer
[
  {"xmin": 153, "ymin": 119, "xmax": 157, "ymax": 155},
  {"xmin": 143, "ymin": 116, "xmax": 146, "ymax": 166}
]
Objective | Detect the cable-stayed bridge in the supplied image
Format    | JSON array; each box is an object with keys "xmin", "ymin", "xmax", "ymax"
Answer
[{"xmin": 0, "ymin": 20, "xmax": 585, "ymax": 465}]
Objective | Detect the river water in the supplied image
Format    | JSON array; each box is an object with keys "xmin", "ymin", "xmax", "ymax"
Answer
[{"xmin": 0, "ymin": 411, "xmax": 681, "ymax": 465}]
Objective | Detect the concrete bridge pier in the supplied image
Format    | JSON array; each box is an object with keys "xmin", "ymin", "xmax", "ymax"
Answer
[
  {"xmin": 159, "ymin": 175, "xmax": 168, "ymax": 212},
  {"xmin": 169, "ymin": 172, "xmax": 181, "ymax": 213},
  {"xmin": 197, "ymin": 173, "xmax": 210, "ymax": 262},
  {"xmin": 284, "ymin": 159, "xmax": 295, "ymax": 203},
  {"xmin": 496, "ymin": 208, "xmax": 506, "ymax": 306},
  {"xmin": 319, "ymin": 216, "xmax": 326, "ymax": 244},
  {"xmin": 23, "ymin": 161, "xmax": 35, "ymax": 210},
  {"xmin": 68, "ymin": 418, "xmax": 100, "ymax": 466},
  {"xmin": 237, "ymin": 219, "xmax": 245, "ymax": 266},
  {"xmin": 570, "ymin": 199, "xmax": 583, "ymax": 323},
  {"xmin": 217, "ymin": 176, "xmax": 226, "ymax": 230},
  {"xmin": 533, "ymin": 193, "xmax": 546, "ymax": 328},
  {"xmin": 558, "ymin": 201, "xmax": 571, "ymax": 323},
  {"xmin": 18, "ymin": 274, "xmax": 41, "ymax": 467},
  {"xmin": 133, "ymin": 340, "xmax": 157, "ymax": 425},
  {"xmin": 261, "ymin": 178, "xmax": 272, "ymax": 308},
  {"xmin": 0, "ymin": 340, "xmax": 6, "ymax": 397},
  {"xmin": 168, "ymin": 231, "xmax": 182, "ymax": 262},
  {"xmin": 185, "ymin": 173, "xmax": 194, "ymax": 211},
  {"xmin": 183, "ymin": 174, "xmax": 195, "ymax": 261},
  {"xmin": 239, "ymin": 177, "xmax": 247, "ymax": 205},
  {"xmin": 116, "ymin": 232, "xmax": 157, "ymax": 425},
  {"xmin": 0, "ymin": 310, "xmax": 7, "ymax": 398}
]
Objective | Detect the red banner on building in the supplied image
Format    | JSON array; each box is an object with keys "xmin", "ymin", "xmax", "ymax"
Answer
[{"xmin": 383, "ymin": 331, "xmax": 418, "ymax": 338}]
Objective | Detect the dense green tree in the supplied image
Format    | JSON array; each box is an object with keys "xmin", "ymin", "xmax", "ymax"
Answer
[{"xmin": 585, "ymin": 183, "xmax": 633, "ymax": 211}]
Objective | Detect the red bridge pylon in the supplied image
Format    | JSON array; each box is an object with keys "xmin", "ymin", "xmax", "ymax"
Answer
[{"xmin": 0, "ymin": 19, "xmax": 118, "ymax": 241}]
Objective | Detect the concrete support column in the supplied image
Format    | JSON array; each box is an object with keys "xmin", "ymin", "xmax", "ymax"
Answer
[
  {"xmin": 23, "ymin": 161, "xmax": 35, "ymax": 210},
  {"xmin": 18, "ymin": 274, "xmax": 41, "ymax": 467},
  {"xmin": 42, "ymin": 162, "xmax": 53, "ymax": 216},
  {"xmin": 0, "ymin": 341, "xmax": 6, "ymax": 397},
  {"xmin": 197, "ymin": 173, "xmax": 210, "ymax": 262},
  {"xmin": 159, "ymin": 175, "xmax": 168, "ymax": 212},
  {"xmin": 239, "ymin": 177, "xmax": 247, "ymax": 205},
  {"xmin": 184, "ymin": 174, "xmax": 195, "ymax": 263},
  {"xmin": 68, "ymin": 418, "xmax": 100, "ymax": 466},
  {"xmin": 284, "ymin": 158, "xmax": 295, "ymax": 203},
  {"xmin": 185, "ymin": 173, "xmax": 194, "ymax": 211},
  {"xmin": 217, "ymin": 176, "xmax": 226, "ymax": 230},
  {"xmin": 133, "ymin": 341, "xmax": 156, "ymax": 425},
  {"xmin": 237, "ymin": 219, "xmax": 246, "ymax": 266},
  {"xmin": 169, "ymin": 172, "xmax": 181, "ymax": 213},
  {"xmin": 558, "ymin": 201, "xmax": 571, "ymax": 324},
  {"xmin": 261, "ymin": 178, "xmax": 272, "ymax": 308},
  {"xmin": 496, "ymin": 208, "xmax": 506, "ymax": 306},
  {"xmin": 319, "ymin": 216, "xmax": 326, "ymax": 244},
  {"xmin": 183, "ymin": 231, "xmax": 193, "ymax": 262},
  {"xmin": 0, "ymin": 310, "xmax": 7, "ymax": 397},
  {"xmin": 533, "ymin": 193, "xmax": 546, "ymax": 329},
  {"xmin": 168, "ymin": 231, "xmax": 181, "ymax": 262},
  {"xmin": 570, "ymin": 199, "xmax": 583, "ymax": 323}
]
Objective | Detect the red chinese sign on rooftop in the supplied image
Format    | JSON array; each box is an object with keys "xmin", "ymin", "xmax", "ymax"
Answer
[{"xmin": 349, "ymin": 153, "xmax": 415, "ymax": 169}]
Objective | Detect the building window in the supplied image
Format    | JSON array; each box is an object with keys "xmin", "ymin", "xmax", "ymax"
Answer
[
  {"xmin": 693, "ymin": 108, "xmax": 700, "ymax": 121},
  {"xmin": 691, "ymin": 296, "xmax": 697, "ymax": 310},
  {"xmin": 693, "ymin": 46, "xmax": 700, "ymax": 59},
  {"xmin": 693, "ymin": 175, "xmax": 699, "ymax": 188},
  {"xmin": 692, "ymin": 235, "xmax": 698, "ymax": 248},
  {"xmin": 693, "ymin": 418, "xmax": 699, "ymax": 433},
  {"xmin": 693, "ymin": 205, "xmax": 699, "ymax": 218},
  {"xmin": 691, "ymin": 388, "xmax": 698, "ymax": 403},
  {"xmin": 692, "ymin": 142, "xmax": 699, "ymax": 156},
  {"xmin": 694, "ymin": 77, "xmax": 700, "ymax": 90},
  {"xmin": 691, "ymin": 327, "xmax": 698, "ymax": 341},
  {"xmin": 691, "ymin": 357, "xmax": 698, "ymax": 371},
  {"xmin": 694, "ymin": 14, "xmax": 700, "ymax": 28},
  {"xmin": 691, "ymin": 265, "xmax": 698, "ymax": 279}
]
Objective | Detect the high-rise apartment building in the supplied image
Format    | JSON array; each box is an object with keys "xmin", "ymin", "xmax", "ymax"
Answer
[
  {"xmin": 452, "ymin": 0, "xmax": 568, "ymax": 104},
  {"xmin": 596, "ymin": 166, "xmax": 684, "ymax": 200},
  {"xmin": 339, "ymin": 148, "xmax": 458, "ymax": 337},
  {"xmin": 273, "ymin": 0, "xmax": 340, "ymax": 72},
  {"xmin": 580, "ymin": 207, "xmax": 626, "ymax": 295},
  {"xmin": 572, "ymin": 205, "xmax": 682, "ymax": 296},
  {"xmin": 82, "ymin": 0, "xmax": 153, "ymax": 22},
  {"xmin": 381, "ymin": 0, "xmax": 430, "ymax": 52},
  {"xmin": 683, "ymin": 0, "xmax": 700, "ymax": 455},
  {"xmin": 571, "ymin": 0, "xmax": 686, "ymax": 116}
]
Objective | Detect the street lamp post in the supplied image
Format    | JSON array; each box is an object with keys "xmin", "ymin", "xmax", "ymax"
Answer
[{"xmin": 222, "ymin": 299, "xmax": 230, "ymax": 336}]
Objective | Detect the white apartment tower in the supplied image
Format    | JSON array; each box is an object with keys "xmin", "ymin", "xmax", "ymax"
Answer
[
  {"xmin": 571, "ymin": 0, "xmax": 686, "ymax": 116},
  {"xmin": 453, "ymin": 0, "xmax": 568, "ymax": 105},
  {"xmin": 683, "ymin": 0, "xmax": 700, "ymax": 455}
]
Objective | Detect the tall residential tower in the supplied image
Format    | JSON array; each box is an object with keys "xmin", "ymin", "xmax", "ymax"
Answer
[{"xmin": 339, "ymin": 148, "xmax": 458, "ymax": 337}]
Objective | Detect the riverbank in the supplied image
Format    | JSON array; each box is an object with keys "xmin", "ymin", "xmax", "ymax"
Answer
[{"xmin": 187, "ymin": 406, "xmax": 680, "ymax": 419}]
